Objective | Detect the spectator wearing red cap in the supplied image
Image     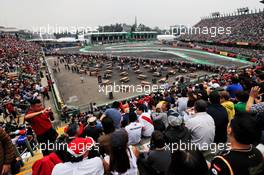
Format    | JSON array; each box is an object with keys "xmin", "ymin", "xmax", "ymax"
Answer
[{"xmin": 52, "ymin": 137, "xmax": 104, "ymax": 175}]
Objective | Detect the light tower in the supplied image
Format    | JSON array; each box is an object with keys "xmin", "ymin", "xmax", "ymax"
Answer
[{"xmin": 135, "ymin": 16, "xmax": 138, "ymax": 31}]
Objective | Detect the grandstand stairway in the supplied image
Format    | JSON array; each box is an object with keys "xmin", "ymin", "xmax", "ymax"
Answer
[{"xmin": 16, "ymin": 126, "xmax": 65, "ymax": 175}]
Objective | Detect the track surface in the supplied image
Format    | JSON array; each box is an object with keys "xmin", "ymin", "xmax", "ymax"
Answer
[
  {"xmin": 75, "ymin": 42, "xmax": 251, "ymax": 67},
  {"xmin": 52, "ymin": 42, "xmax": 252, "ymax": 108}
]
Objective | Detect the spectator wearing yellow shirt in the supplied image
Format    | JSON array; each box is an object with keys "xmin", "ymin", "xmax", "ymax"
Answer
[{"xmin": 220, "ymin": 91, "xmax": 235, "ymax": 122}]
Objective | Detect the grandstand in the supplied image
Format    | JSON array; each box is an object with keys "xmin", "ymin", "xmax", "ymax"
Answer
[
  {"xmin": 1, "ymin": 4, "xmax": 264, "ymax": 175},
  {"xmin": 181, "ymin": 9, "xmax": 264, "ymax": 44}
]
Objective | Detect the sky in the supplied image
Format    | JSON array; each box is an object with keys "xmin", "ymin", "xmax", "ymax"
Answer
[{"xmin": 0, "ymin": 0, "xmax": 263, "ymax": 30}]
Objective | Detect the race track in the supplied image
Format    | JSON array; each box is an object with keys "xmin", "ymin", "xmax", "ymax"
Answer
[{"xmin": 74, "ymin": 42, "xmax": 252, "ymax": 67}]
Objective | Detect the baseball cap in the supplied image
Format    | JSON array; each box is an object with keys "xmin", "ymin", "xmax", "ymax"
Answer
[
  {"xmin": 87, "ymin": 116, "xmax": 97, "ymax": 124},
  {"xmin": 167, "ymin": 110, "xmax": 182, "ymax": 127},
  {"xmin": 67, "ymin": 137, "xmax": 95, "ymax": 157}
]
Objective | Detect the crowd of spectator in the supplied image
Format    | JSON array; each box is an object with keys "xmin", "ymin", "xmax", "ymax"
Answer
[
  {"xmin": 195, "ymin": 43, "xmax": 264, "ymax": 59},
  {"xmin": 0, "ymin": 34, "xmax": 45, "ymax": 119},
  {"xmin": 0, "ymin": 34, "xmax": 55, "ymax": 174},
  {"xmin": 181, "ymin": 11, "xmax": 264, "ymax": 44},
  {"xmin": 31, "ymin": 63, "xmax": 264, "ymax": 175}
]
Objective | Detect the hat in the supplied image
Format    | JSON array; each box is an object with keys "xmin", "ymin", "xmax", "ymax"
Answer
[
  {"xmin": 67, "ymin": 137, "xmax": 95, "ymax": 157},
  {"xmin": 168, "ymin": 115, "xmax": 183, "ymax": 127},
  {"xmin": 167, "ymin": 110, "xmax": 182, "ymax": 127},
  {"xmin": 87, "ymin": 116, "xmax": 97, "ymax": 124},
  {"xmin": 156, "ymin": 101, "xmax": 166, "ymax": 109},
  {"xmin": 211, "ymin": 83, "xmax": 220, "ymax": 89},
  {"xmin": 167, "ymin": 109, "xmax": 179, "ymax": 117}
]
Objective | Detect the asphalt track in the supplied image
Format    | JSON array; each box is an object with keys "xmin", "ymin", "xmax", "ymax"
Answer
[
  {"xmin": 52, "ymin": 42, "xmax": 253, "ymax": 108},
  {"xmin": 74, "ymin": 41, "xmax": 252, "ymax": 67}
]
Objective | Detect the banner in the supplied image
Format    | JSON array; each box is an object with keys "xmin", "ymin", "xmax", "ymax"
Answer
[
  {"xmin": 237, "ymin": 55, "xmax": 250, "ymax": 61},
  {"xmin": 209, "ymin": 49, "xmax": 215, "ymax": 53},
  {"xmin": 220, "ymin": 51, "xmax": 228, "ymax": 56},
  {"xmin": 219, "ymin": 41, "xmax": 229, "ymax": 44},
  {"xmin": 236, "ymin": 42, "xmax": 249, "ymax": 46},
  {"xmin": 214, "ymin": 51, "xmax": 220, "ymax": 54},
  {"xmin": 228, "ymin": 53, "xmax": 237, "ymax": 58},
  {"xmin": 250, "ymin": 42, "xmax": 257, "ymax": 46},
  {"xmin": 250, "ymin": 58, "xmax": 257, "ymax": 62},
  {"xmin": 206, "ymin": 40, "xmax": 213, "ymax": 43}
]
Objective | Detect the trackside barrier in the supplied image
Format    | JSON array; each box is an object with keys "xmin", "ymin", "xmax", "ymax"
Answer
[{"xmin": 41, "ymin": 49, "xmax": 64, "ymax": 128}]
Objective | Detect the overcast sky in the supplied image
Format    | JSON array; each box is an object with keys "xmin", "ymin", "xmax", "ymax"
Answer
[{"xmin": 0, "ymin": 0, "xmax": 263, "ymax": 30}]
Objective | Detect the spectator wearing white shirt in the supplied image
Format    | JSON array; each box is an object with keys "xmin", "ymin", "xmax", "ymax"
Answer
[
  {"xmin": 176, "ymin": 90, "xmax": 191, "ymax": 122},
  {"xmin": 125, "ymin": 112, "xmax": 143, "ymax": 145},
  {"xmin": 186, "ymin": 100, "xmax": 215, "ymax": 150},
  {"xmin": 136, "ymin": 105, "xmax": 154, "ymax": 137}
]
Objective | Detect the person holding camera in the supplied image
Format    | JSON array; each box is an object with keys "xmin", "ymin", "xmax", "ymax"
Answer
[{"xmin": 25, "ymin": 98, "xmax": 58, "ymax": 156}]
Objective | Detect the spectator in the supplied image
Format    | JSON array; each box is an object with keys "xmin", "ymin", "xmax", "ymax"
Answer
[
  {"xmin": 102, "ymin": 101, "xmax": 122, "ymax": 129},
  {"xmin": 210, "ymin": 114, "xmax": 264, "ymax": 175},
  {"xmin": 176, "ymin": 90, "xmax": 191, "ymax": 122},
  {"xmin": 234, "ymin": 91, "xmax": 249, "ymax": 113},
  {"xmin": 246, "ymin": 86, "xmax": 264, "ymax": 113},
  {"xmin": 152, "ymin": 120, "xmax": 166, "ymax": 133},
  {"xmin": 81, "ymin": 116, "xmax": 102, "ymax": 142},
  {"xmin": 186, "ymin": 100, "xmax": 215, "ymax": 150},
  {"xmin": 98, "ymin": 117, "xmax": 115, "ymax": 156},
  {"xmin": 164, "ymin": 112, "xmax": 191, "ymax": 144},
  {"xmin": 63, "ymin": 122, "xmax": 84, "ymax": 141},
  {"xmin": 167, "ymin": 149, "xmax": 209, "ymax": 175},
  {"xmin": 138, "ymin": 131, "xmax": 171, "ymax": 175},
  {"xmin": 207, "ymin": 91, "xmax": 229, "ymax": 144},
  {"xmin": 25, "ymin": 99, "xmax": 58, "ymax": 156},
  {"xmin": 136, "ymin": 105, "xmax": 154, "ymax": 137},
  {"xmin": 198, "ymin": 83, "xmax": 209, "ymax": 101},
  {"xmin": 152, "ymin": 101, "xmax": 170, "ymax": 128},
  {"xmin": 52, "ymin": 137, "xmax": 104, "ymax": 175},
  {"xmin": 226, "ymin": 77, "xmax": 243, "ymax": 99},
  {"xmin": 107, "ymin": 129, "xmax": 139, "ymax": 175},
  {"xmin": 32, "ymin": 152, "xmax": 63, "ymax": 175},
  {"xmin": 125, "ymin": 111, "xmax": 143, "ymax": 145},
  {"xmin": 220, "ymin": 91, "xmax": 235, "ymax": 121},
  {"xmin": 0, "ymin": 128, "xmax": 15, "ymax": 175}
]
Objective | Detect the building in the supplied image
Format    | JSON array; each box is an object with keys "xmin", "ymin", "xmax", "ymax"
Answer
[{"xmin": 84, "ymin": 31, "xmax": 158, "ymax": 44}]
